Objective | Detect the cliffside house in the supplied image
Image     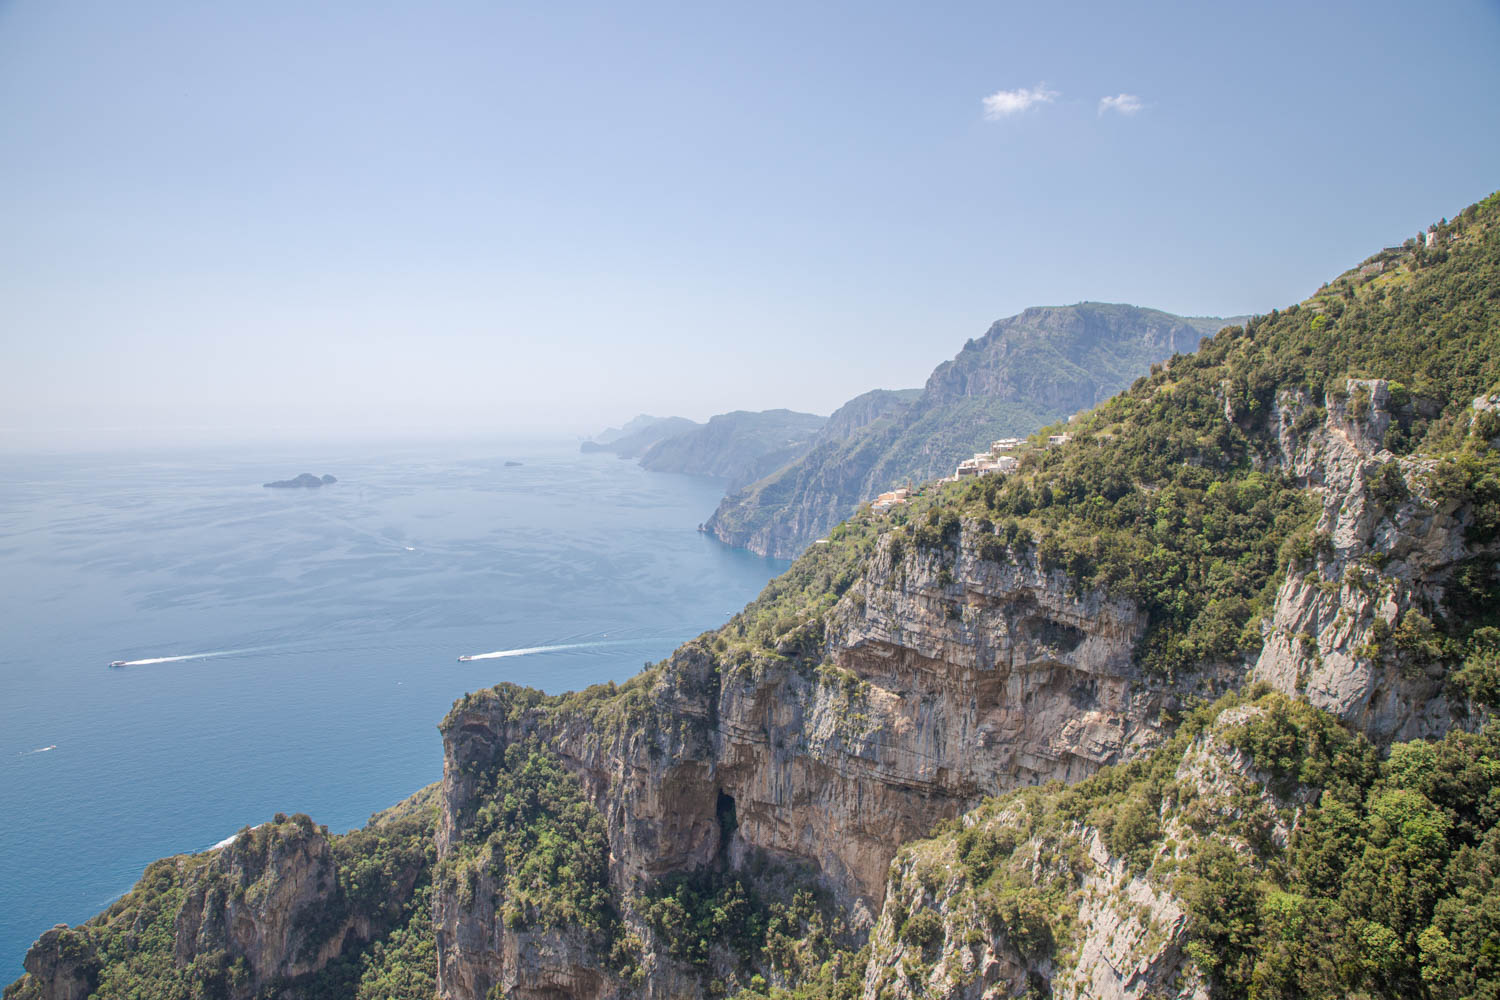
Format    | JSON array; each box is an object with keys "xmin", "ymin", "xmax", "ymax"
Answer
[
  {"xmin": 956, "ymin": 458, "xmax": 985, "ymax": 478},
  {"xmin": 956, "ymin": 452, "xmax": 1019, "ymax": 478},
  {"xmin": 1047, "ymin": 432, "xmax": 1073, "ymax": 447},
  {"xmin": 871, "ymin": 487, "xmax": 912, "ymax": 514}
]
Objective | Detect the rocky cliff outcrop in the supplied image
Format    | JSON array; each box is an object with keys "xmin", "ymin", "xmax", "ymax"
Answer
[
  {"xmin": 431, "ymin": 514, "xmax": 1242, "ymax": 999},
  {"xmin": 1252, "ymin": 378, "xmax": 1492, "ymax": 743},
  {"xmin": 174, "ymin": 817, "xmax": 390, "ymax": 987},
  {"xmin": 6, "ymin": 809, "xmax": 434, "ymax": 1000},
  {"xmin": 13, "ymin": 929, "xmax": 95, "ymax": 1000},
  {"xmin": 856, "ymin": 698, "xmax": 1306, "ymax": 1000}
]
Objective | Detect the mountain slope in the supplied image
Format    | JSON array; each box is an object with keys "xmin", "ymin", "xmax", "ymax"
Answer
[
  {"xmin": 423, "ymin": 195, "xmax": 1500, "ymax": 998},
  {"xmin": 706, "ymin": 303, "xmax": 1233, "ymax": 559}
]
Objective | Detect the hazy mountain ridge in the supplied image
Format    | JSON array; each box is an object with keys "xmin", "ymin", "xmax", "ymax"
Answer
[
  {"xmin": 637, "ymin": 409, "xmax": 827, "ymax": 491},
  {"xmin": 581, "ymin": 410, "xmax": 830, "ymax": 491},
  {"xmin": 10, "ymin": 193, "xmax": 1500, "ymax": 1000},
  {"xmin": 580, "ymin": 416, "xmax": 702, "ymax": 458},
  {"xmin": 706, "ymin": 303, "xmax": 1237, "ymax": 558}
]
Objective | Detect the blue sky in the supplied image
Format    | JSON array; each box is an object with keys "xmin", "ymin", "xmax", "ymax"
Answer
[{"xmin": 2, "ymin": 0, "xmax": 1497, "ymax": 447}]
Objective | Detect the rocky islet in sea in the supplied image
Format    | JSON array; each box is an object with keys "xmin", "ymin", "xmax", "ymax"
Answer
[{"xmin": 262, "ymin": 473, "xmax": 337, "ymax": 488}]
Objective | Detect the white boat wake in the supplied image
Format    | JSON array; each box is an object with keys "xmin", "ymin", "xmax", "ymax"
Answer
[
  {"xmin": 109, "ymin": 647, "xmax": 267, "ymax": 668},
  {"xmin": 458, "ymin": 638, "xmax": 652, "ymax": 662},
  {"xmin": 19, "ymin": 745, "xmax": 57, "ymax": 755}
]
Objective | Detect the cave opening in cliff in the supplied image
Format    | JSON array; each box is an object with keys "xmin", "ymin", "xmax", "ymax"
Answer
[{"xmin": 716, "ymin": 790, "xmax": 738, "ymax": 857}]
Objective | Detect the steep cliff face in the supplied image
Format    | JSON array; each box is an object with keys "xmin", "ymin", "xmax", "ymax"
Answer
[
  {"xmin": 13, "ymin": 930, "xmax": 93, "ymax": 1000},
  {"xmin": 707, "ymin": 305, "xmax": 1232, "ymax": 559},
  {"xmin": 1252, "ymin": 378, "xmax": 1492, "ymax": 742},
  {"xmin": 818, "ymin": 388, "xmax": 923, "ymax": 442},
  {"xmin": 176, "ymin": 820, "xmax": 350, "ymax": 982},
  {"xmin": 859, "ymin": 677, "xmax": 1500, "ymax": 1000},
  {"xmin": 833, "ymin": 200, "xmax": 1500, "ymax": 1000},
  {"xmin": 431, "ymin": 516, "xmax": 1241, "ymax": 999},
  {"xmin": 434, "ymin": 665, "xmax": 719, "ymax": 1000},
  {"xmin": 856, "ymin": 698, "xmax": 1310, "ymax": 1000}
]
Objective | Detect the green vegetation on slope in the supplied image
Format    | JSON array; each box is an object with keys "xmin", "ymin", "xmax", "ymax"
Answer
[
  {"xmin": 299, "ymin": 815, "xmax": 439, "ymax": 1000},
  {"xmin": 439, "ymin": 738, "xmax": 615, "ymax": 941},
  {"xmin": 638, "ymin": 862, "xmax": 853, "ymax": 994},
  {"xmin": 317, "ymin": 888, "xmax": 438, "ymax": 1000}
]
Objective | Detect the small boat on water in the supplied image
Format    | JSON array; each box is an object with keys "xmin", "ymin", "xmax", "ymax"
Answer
[
  {"xmin": 109, "ymin": 661, "xmax": 127, "ymax": 668},
  {"xmin": 457, "ymin": 655, "xmax": 475, "ymax": 662}
]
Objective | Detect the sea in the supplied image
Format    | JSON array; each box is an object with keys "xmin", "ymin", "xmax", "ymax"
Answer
[{"xmin": 0, "ymin": 437, "xmax": 787, "ymax": 979}]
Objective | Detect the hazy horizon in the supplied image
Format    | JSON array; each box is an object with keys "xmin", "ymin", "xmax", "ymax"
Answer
[
  {"xmin": 3, "ymin": 0, "xmax": 1498, "ymax": 451},
  {"xmin": 0, "ymin": 297, "xmax": 1243, "ymax": 453}
]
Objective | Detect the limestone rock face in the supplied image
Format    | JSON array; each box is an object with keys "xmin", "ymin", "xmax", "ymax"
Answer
[
  {"xmin": 433, "ymin": 524, "xmax": 1238, "ymax": 998},
  {"xmin": 434, "ymin": 653, "xmax": 727, "ymax": 1000},
  {"xmin": 171, "ymin": 820, "xmax": 355, "ymax": 986},
  {"xmin": 432, "ymin": 867, "xmax": 608, "ymax": 1000},
  {"xmin": 858, "ymin": 704, "xmax": 1294, "ymax": 1000},
  {"xmin": 756, "ymin": 531, "xmax": 1234, "ymax": 912},
  {"xmin": 1252, "ymin": 381, "xmax": 1489, "ymax": 743},
  {"xmin": 15, "ymin": 927, "xmax": 98, "ymax": 1000}
]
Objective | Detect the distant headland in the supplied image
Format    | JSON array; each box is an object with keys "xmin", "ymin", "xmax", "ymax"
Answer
[{"xmin": 263, "ymin": 473, "xmax": 337, "ymax": 489}]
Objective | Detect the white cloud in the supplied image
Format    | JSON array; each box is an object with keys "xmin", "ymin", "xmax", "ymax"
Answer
[
  {"xmin": 981, "ymin": 84, "xmax": 1059, "ymax": 119},
  {"xmin": 1098, "ymin": 93, "xmax": 1144, "ymax": 116}
]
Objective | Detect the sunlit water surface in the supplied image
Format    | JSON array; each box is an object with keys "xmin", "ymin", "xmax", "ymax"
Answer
[{"xmin": 0, "ymin": 438, "xmax": 786, "ymax": 977}]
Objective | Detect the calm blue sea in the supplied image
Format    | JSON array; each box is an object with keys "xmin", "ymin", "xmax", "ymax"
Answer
[{"xmin": 0, "ymin": 438, "xmax": 786, "ymax": 978}]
